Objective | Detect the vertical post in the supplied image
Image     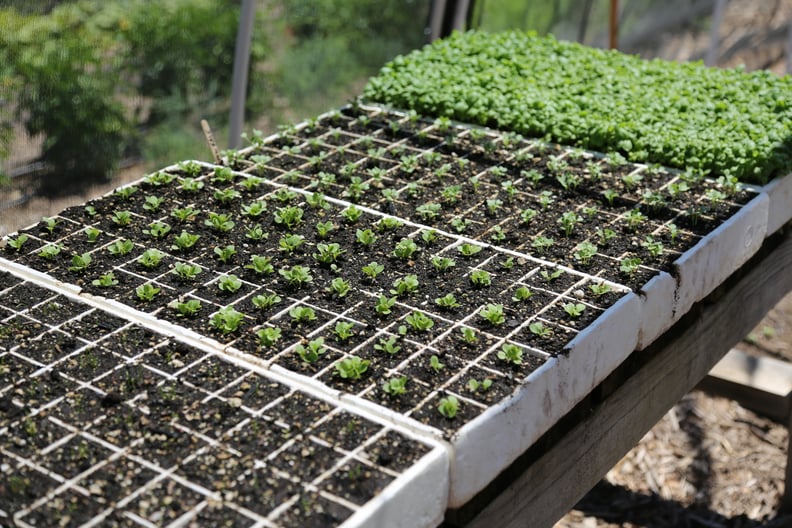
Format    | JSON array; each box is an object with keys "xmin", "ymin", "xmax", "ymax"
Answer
[
  {"xmin": 578, "ymin": 0, "xmax": 594, "ymax": 44},
  {"xmin": 784, "ymin": 392, "xmax": 792, "ymax": 512},
  {"xmin": 786, "ymin": 18, "xmax": 792, "ymax": 75},
  {"xmin": 452, "ymin": 0, "xmax": 471, "ymax": 32},
  {"xmin": 228, "ymin": 0, "xmax": 257, "ymax": 150},
  {"xmin": 429, "ymin": 0, "xmax": 448, "ymax": 42},
  {"xmin": 609, "ymin": 0, "xmax": 618, "ymax": 49},
  {"xmin": 706, "ymin": 0, "xmax": 726, "ymax": 67}
]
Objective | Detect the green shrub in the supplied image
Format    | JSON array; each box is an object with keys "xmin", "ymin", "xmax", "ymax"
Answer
[{"xmin": 1, "ymin": 5, "xmax": 128, "ymax": 189}]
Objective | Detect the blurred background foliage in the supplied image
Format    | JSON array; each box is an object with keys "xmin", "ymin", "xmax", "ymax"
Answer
[
  {"xmin": 0, "ymin": 0, "xmax": 712, "ymax": 195},
  {"xmin": 0, "ymin": 0, "xmax": 429, "ymax": 193}
]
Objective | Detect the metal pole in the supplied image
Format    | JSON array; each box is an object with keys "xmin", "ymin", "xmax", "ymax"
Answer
[
  {"xmin": 429, "ymin": 0, "xmax": 448, "ymax": 42},
  {"xmin": 609, "ymin": 0, "xmax": 618, "ymax": 50},
  {"xmin": 452, "ymin": 0, "xmax": 471, "ymax": 32},
  {"xmin": 786, "ymin": 17, "xmax": 792, "ymax": 75},
  {"xmin": 228, "ymin": 0, "xmax": 256, "ymax": 150},
  {"xmin": 706, "ymin": 0, "xmax": 726, "ymax": 67},
  {"xmin": 578, "ymin": 0, "xmax": 594, "ymax": 44}
]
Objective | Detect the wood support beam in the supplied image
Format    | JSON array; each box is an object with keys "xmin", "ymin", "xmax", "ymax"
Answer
[{"xmin": 445, "ymin": 228, "xmax": 792, "ymax": 528}]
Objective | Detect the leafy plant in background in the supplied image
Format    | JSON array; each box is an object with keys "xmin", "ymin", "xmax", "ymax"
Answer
[{"xmin": 365, "ymin": 30, "xmax": 792, "ymax": 182}]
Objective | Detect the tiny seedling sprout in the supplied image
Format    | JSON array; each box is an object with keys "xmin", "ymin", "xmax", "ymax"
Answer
[
  {"xmin": 437, "ymin": 395, "xmax": 459, "ymax": 419},
  {"xmin": 135, "ymin": 283, "xmax": 160, "ymax": 302},
  {"xmin": 257, "ymin": 326, "xmax": 282, "ymax": 347},
  {"xmin": 211, "ymin": 306, "xmax": 245, "ymax": 334},
  {"xmin": 479, "ymin": 303, "xmax": 505, "ymax": 325},
  {"xmin": 289, "ymin": 305, "xmax": 317, "ymax": 323},
  {"xmin": 295, "ymin": 337, "xmax": 327, "ymax": 363},
  {"xmin": 217, "ymin": 274, "xmax": 243, "ymax": 293},
  {"xmin": 335, "ymin": 356, "xmax": 370, "ymax": 381},
  {"xmin": 252, "ymin": 292, "xmax": 281, "ymax": 310},
  {"xmin": 429, "ymin": 355, "xmax": 445, "ymax": 372},
  {"xmin": 382, "ymin": 376, "xmax": 408, "ymax": 397},
  {"xmin": 563, "ymin": 302, "xmax": 586, "ymax": 318},
  {"xmin": 497, "ymin": 343, "xmax": 524, "ymax": 365},
  {"xmin": 405, "ymin": 311, "xmax": 434, "ymax": 332},
  {"xmin": 374, "ymin": 336, "xmax": 401, "ymax": 355},
  {"xmin": 435, "ymin": 293, "xmax": 460, "ymax": 309},
  {"xmin": 468, "ymin": 378, "xmax": 493, "ymax": 392}
]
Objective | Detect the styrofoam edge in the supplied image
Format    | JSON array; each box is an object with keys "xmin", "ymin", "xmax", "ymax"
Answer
[
  {"xmin": 761, "ymin": 171, "xmax": 792, "ymax": 235},
  {"xmin": 341, "ymin": 446, "xmax": 450, "ymax": 528},
  {"xmin": 673, "ymin": 192, "xmax": 768, "ymax": 319},
  {"xmin": 445, "ymin": 292, "xmax": 641, "ymax": 506},
  {"xmin": 337, "ymin": 389, "xmax": 445, "ymax": 439},
  {"xmin": 636, "ymin": 271, "xmax": 677, "ymax": 350},
  {"xmin": 0, "ymin": 257, "xmax": 83, "ymax": 296}
]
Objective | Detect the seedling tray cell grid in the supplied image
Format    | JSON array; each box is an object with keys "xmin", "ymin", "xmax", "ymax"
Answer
[{"xmin": 2, "ymin": 103, "xmax": 788, "ymax": 524}]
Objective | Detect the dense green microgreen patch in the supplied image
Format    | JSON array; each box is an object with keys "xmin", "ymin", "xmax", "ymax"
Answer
[{"xmin": 365, "ymin": 30, "xmax": 792, "ymax": 182}]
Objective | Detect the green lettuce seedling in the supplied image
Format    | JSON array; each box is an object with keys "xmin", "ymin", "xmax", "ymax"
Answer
[
  {"xmin": 92, "ymin": 272, "xmax": 118, "ymax": 288},
  {"xmin": 68, "ymin": 253, "xmax": 92, "ymax": 272},
  {"xmin": 252, "ymin": 292, "xmax": 281, "ymax": 310},
  {"xmin": 382, "ymin": 376, "xmax": 408, "ymax": 397},
  {"xmin": 335, "ymin": 356, "xmax": 370, "ymax": 381},
  {"xmin": 135, "ymin": 283, "xmax": 160, "ymax": 302},
  {"xmin": 468, "ymin": 378, "xmax": 493, "ymax": 392},
  {"xmin": 211, "ymin": 306, "xmax": 245, "ymax": 334},
  {"xmin": 479, "ymin": 303, "xmax": 505, "ymax": 326},
  {"xmin": 362, "ymin": 261, "xmax": 384, "ymax": 280},
  {"xmin": 108, "ymin": 239, "xmax": 134, "ymax": 257},
  {"xmin": 217, "ymin": 274, "xmax": 242, "ymax": 293},
  {"xmin": 435, "ymin": 293, "xmax": 460, "ymax": 309},
  {"xmin": 257, "ymin": 326, "xmax": 282, "ymax": 347},
  {"xmin": 437, "ymin": 395, "xmax": 459, "ymax": 419},
  {"xmin": 172, "ymin": 262, "xmax": 201, "ymax": 281},
  {"xmin": 171, "ymin": 299, "xmax": 202, "ymax": 317},
  {"xmin": 374, "ymin": 336, "xmax": 401, "ymax": 355},
  {"xmin": 498, "ymin": 343, "xmax": 524, "ymax": 365},
  {"xmin": 327, "ymin": 277, "xmax": 351, "ymax": 298},
  {"xmin": 279, "ymin": 265, "xmax": 313, "ymax": 287},
  {"xmin": 296, "ymin": 338, "xmax": 326, "ymax": 363},
  {"xmin": 405, "ymin": 311, "xmax": 434, "ymax": 332},
  {"xmin": 6, "ymin": 234, "xmax": 29, "ymax": 251},
  {"xmin": 143, "ymin": 221, "xmax": 171, "ymax": 238},
  {"xmin": 333, "ymin": 321, "xmax": 355, "ymax": 341}
]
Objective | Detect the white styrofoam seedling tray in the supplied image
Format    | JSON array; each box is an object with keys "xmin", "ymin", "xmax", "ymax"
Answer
[
  {"xmin": 636, "ymin": 271, "xmax": 677, "ymax": 350},
  {"xmin": 3, "ymin": 114, "xmax": 792, "ymax": 523},
  {"xmin": 673, "ymin": 192, "xmax": 768, "ymax": 319},
  {"xmin": 0, "ymin": 262, "xmax": 450, "ymax": 528},
  {"xmin": 343, "ymin": 447, "xmax": 449, "ymax": 528},
  {"xmin": 444, "ymin": 291, "xmax": 641, "ymax": 506},
  {"xmin": 761, "ymin": 171, "xmax": 792, "ymax": 235}
]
